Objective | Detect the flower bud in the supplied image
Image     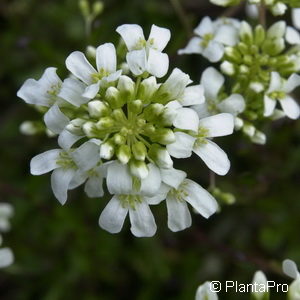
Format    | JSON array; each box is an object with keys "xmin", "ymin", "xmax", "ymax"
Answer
[
  {"xmin": 151, "ymin": 128, "xmax": 176, "ymax": 145},
  {"xmin": 129, "ymin": 160, "xmax": 149, "ymax": 179},
  {"xmin": 128, "ymin": 99, "xmax": 143, "ymax": 114},
  {"xmin": 117, "ymin": 75, "xmax": 135, "ymax": 101},
  {"xmin": 137, "ymin": 76, "xmax": 158, "ymax": 104},
  {"xmin": 132, "ymin": 141, "xmax": 147, "ymax": 161},
  {"xmin": 96, "ymin": 116, "xmax": 115, "ymax": 129},
  {"xmin": 221, "ymin": 61, "xmax": 235, "ymax": 75},
  {"xmin": 243, "ymin": 123, "xmax": 256, "ymax": 137},
  {"xmin": 251, "ymin": 130, "xmax": 266, "ymax": 145},
  {"xmin": 82, "ymin": 121, "xmax": 97, "ymax": 137},
  {"xmin": 92, "ymin": 1, "xmax": 104, "ymax": 16},
  {"xmin": 251, "ymin": 271, "xmax": 269, "ymax": 300},
  {"xmin": 144, "ymin": 103, "xmax": 164, "ymax": 121},
  {"xmin": 20, "ymin": 121, "xmax": 41, "ymax": 135},
  {"xmin": 100, "ymin": 141, "xmax": 114, "ymax": 159},
  {"xmin": 148, "ymin": 144, "xmax": 173, "ymax": 169},
  {"xmin": 240, "ymin": 21, "xmax": 253, "ymax": 44},
  {"xmin": 116, "ymin": 144, "xmax": 131, "ymax": 164},
  {"xmin": 88, "ymin": 100, "xmax": 110, "ymax": 118},
  {"xmin": 86, "ymin": 46, "xmax": 96, "ymax": 59},
  {"xmin": 105, "ymin": 86, "xmax": 122, "ymax": 109},
  {"xmin": 113, "ymin": 133, "xmax": 126, "ymax": 145},
  {"xmin": 66, "ymin": 118, "xmax": 86, "ymax": 135}
]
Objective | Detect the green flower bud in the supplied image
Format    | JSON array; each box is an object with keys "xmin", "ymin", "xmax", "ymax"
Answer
[
  {"xmin": 148, "ymin": 144, "xmax": 173, "ymax": 169},
  {"xmin": 240, "ymin": 21, "xmax": 253, "ymax": 44},
  {"xmin": 151, "ymin": 128, "xmax": 176, "ymax": 145},
  {"xmin": 137, "ymin": 76, "xmax": 158, "ymax": 104},
  {"xmin": 117, "ymin": 75, "xmax": 135, "ymax": 101},
  {"xmin": 116, "ymin": 144, "xmax": 131, "ymax": 164},
  {"xmin": 113, "ymin": 133, "xmax": 126, "ymax": 145},
  {"xmin": 144, "ymin": 103, "xmax": 164, "ymax": 121},
  {"xmin": 225, "ymin": 47, "xmax": 242, "ymax": 63},
  {"xmin": 96, "ymin": 116, "xmax": 115, "ymax": 129},
  {"xmin": 79, "ymin": 0, "xmax": 90, "ymax": 18},
  {"xmin": 92, "ymin": 1, "xmax": 104, "ymax": 17},
  {"xmin": 82, "ymin": 121, "xmax": 97, "ymax": 137},
  {"xmin": 128, "ymin": 99, "xmax": 143, "ymax": 114},
  {"xmin": 132, "ymin": 141, "xmax": 147, "ymax": 161},
  {"xmin": 105, "ymin": 86, "xmax": 122, "ymax": 109},
  {"xmin": 254, "ymin": 25, "xmax": 266, "ymax": 47},
  {"xmin": 221, "ymin": 61, "xmax": 235, "ymax": 75}
]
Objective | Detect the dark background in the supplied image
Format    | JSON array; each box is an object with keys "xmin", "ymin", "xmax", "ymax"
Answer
[{"xmin": 0, "ymin": 0, "xmax": 299, "ymax": 299}]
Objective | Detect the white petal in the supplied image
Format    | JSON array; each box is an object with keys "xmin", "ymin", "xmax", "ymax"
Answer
[
  {"xmin": 58, "ymin": 129, "xmax": 83, "ymax": 150},
  {"xmin": 0, "ymin": 248, "xmax": 14, "ymax": 268},
  {"xmin": 126, "ymin": 49, "xmax": 147, "ymax": 76},
  {"xmin": 65, "ymin": 51, "xmax": 96, "ymax": 85},
  {"xmin": 82, "ymin": 82, "xmax": 100, "ymax": 99},
  {"xmin": 201, "ymin": 67, "xmax": 224, "ymax": 100},
  {"xmin": 160, "ymin": 167, "xmax": 186, "ymax": 189},
  {"xmin": 214, "ymin": 24, "xmax": 238, "ymax": 46},
  {"xmin": 178, "ymin": 37, "xmax": 202, "ymax": 55},
  {"xmin": 129, "ymin": 202, "xmax": 157, "ymax": 237},
  {"xmin": 69, "ymin": 170, "xmax": 87, "ymax": 189},
  {"xmin": 106, "ymin": 161, "xmax": 133, "ymax": 194},
  {"xmin": 166, "ymin": 194, "xmax": 192, "ymax": 232},
  {"xmin": 263, "ymin": 95, "xmax": 276, "ymax": 117},
  {"xmin": 51, "ymin": 168, "xmax": 76, "ymax": 205},
  {"xmin": 198, "ymin": 113, "xmax": 234, "ymax": 137},
  {"xmin": 145, "ymin": 183, "xmax": 170, "ymax": 205},
  {"xmin": 286, "ymin": 26, "xmax": 300, "ymax": 45},
  {"xmin": 267, "ymin": 72, "xmax": 282, "ymax": 93},
  {"xmin": 58, "ymin": 78, "xmax": 89, "ymax": 107},
  {"xmin": 191, "ymin": 103, "xmax": 211, "ymax": 119},
  {"xmin": 140, "ymin": 164, "xmax": 161, "ymax": 196},
  {"xmin": 283, "ymin": 73, "xmax": 300, "ymax": 93},
  {"xmin": 184, "ymin": 179, "xmax": 218, "ymax": 218},
  {"xmin": 202, "ymin": 40, "xmax": 224, "ymax": 62},
  {"xmin": 167, "ymin": 132, "xmax": 195, "ymax": 158},
  {"xmin": 99, "ymin": 195, "xmax": 128, "ymax": 233},
  {"xmin": 196, "ymin": 282, "xmax": 218, "ymax": 300},
  {"xmin": 105, "ymin": 70, "xmax": 122, "ymax": 82},
  {"xmin": 173, "ymin": 107, "xmax": 199, "ymax": 132},
  {"xmin": 30, "ymin": 149, "xmax": 61, "ymax": 175},
  {"xmin": 148, "ymin": 24, "xmax": 171, "ymax": 51},
  {"xmin": 44, "ymin": 105, "xmax": 69, "ymax": 134},
  {"xmin": 283, "ymin": 259, "xmax": 300, "ymax": 279},
  {"xmin": 17, "ymin": 79, "xmax": 49, "ymax": 106},
  {"xmin": 217, "ymin": 94, "xmax": 245, "ymax": 115},
  {"xmin": 279, "ymin": 96, "xmax": 300, "ymax": 119},
  {"xmin": 181, "ymin": 85, "xmax": 205, "ymax": 106},
  {"xmin": 194, "ymin": 17, "xmax": 214, "ymax": 37},
  {"xmin": 193, "ymin": 139, "xmax": 230, "ymax": 175},
  {"xmin": 96, "ymin": 43, "xmax": 117, "ymax": 73},
  {"xmin": 147, "ymin": 48, "xmax": 169, "ymax": 78},
  {"xmin": 116, "ymin": 24, "xmax": 145, "ymax": 51},
  {"xmin": 85, "ymin": 175, "xmax": 104, "ymax": 198},
  {"xmin": 38, "ymin": 67, "xmax": 62, "ymax": 88},
  {"xmin": 292, "ymin": 8, "xmax": 300, "ymax": 30},
  {"xmin": 71, "ymin": 141, "xmax": 100, "ymax": 171}
]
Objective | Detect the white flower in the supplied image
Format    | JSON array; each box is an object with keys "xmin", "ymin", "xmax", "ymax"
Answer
[
  {"xmin": 17, "ymin": 67, "xmax": 63, "ymax": 107},
  {"xmin": 116, "ymin": 24, "xmax": 170, "ymax": 78},
  {"xmin": 286, "ymin": 26, "xmax": 300, "ymax": 45},
  {"xmin": 148, "ymin": 169, "xmax": 218, "ymax": 232},
  {"xmin": 167, "ymin": 113, "xmax": 234, "ymax": 175},
  {"xmin": 292, "ymin": 9, "xmax": 300, "ymax": 30},
  {"xmin": 178, "ymin": 17, "xmax": 239, "ymax": 62},
  {"xmin": 192, "ymin": 67, "xmax": 245, "ymax": 118},
  {"xmin": 195, "ymin": 281, "xmax": 218, "ymax": 300},
  {"xmin": 30, "ymin": 140, "xmax": 101, "ymax": 204},
  {"xmin": 264, "ymin": 72, "xmax": 300, "ymax": 119},
  {"xmin": 66, "ymin": 43, "xmax": 122, "ymax": 99}
]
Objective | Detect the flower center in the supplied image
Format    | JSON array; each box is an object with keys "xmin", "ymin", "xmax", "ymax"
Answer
[{"xmin": 119, "ymin": 194, "xmax": 142, "ymax": 209}]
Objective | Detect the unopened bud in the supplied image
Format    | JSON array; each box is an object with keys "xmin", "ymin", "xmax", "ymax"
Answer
[
  {"xmin": 129, "ymin": 160, "xmax": 149, "ymax": 179},
  {"xmin": 100, "ymin": 141, "xmax": 114, "ymax": 159},
  {"xmin": 88, "ymin": 100, "xmax": 110, "ymax": 118},
  {"xmin": 116, "ymin": 144, "xmax": 131, "ymax": 164},
  {"xmin": 132, "ymin": 141, "xmax": 147, "ymax": 161}
]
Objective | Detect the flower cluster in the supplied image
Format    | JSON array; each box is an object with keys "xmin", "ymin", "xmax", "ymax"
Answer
[
  {"xmin": 180, "ymin": 16, "xmax": 300, "ymax": 144},
  {"xmin": 210, "ymin": 0, "xmax": 300, "ymax": 16},
  {"xmin": 0, "ymin": 203, "xmax": 14, "ymax": 268},
  {"xmin": 18, "ymin": 24, "xmax": 236, "ymax": 237}
]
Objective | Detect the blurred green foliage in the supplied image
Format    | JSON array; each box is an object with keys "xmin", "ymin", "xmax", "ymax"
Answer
[{"xmin": 0, "ymin": 0, "xmax": 299, "ymax": 299}]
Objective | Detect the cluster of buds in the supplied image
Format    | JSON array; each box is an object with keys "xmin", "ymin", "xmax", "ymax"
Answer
[{"xmin": 18, "ymin": 24, "xmax": 237, "ymax": 237}]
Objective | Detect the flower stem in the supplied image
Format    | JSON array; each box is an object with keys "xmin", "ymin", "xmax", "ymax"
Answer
[
  {"xmin": 209, "ymin": 170, "xmax": 216, "ymax": 190},
  {"xmin": 259, "ymin": 2, "xmax": 266, "ymax": 28}
]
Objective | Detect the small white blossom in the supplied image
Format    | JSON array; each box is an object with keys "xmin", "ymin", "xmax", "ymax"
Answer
[
  {"xmin": 264, "ymin": 72, "xmax": 300, "ymax": 119},
  {"xmin": 251, "ymin": 271, "xmax": 269, "ymax": 300},
  {"xmin": 178, "ymin": 17, "xmax": 239, "ymax": 62},
  {"xmin": 167, "ymin": 113, "xmax": 234, "ymax": 175},
  {"xmin": 117, "ymin": 24, "xmax": 170, "ymax": 77},
  {"xmin": 283, "ymin": 259, "xmax": 300, "ymax": 300},
  {"xmin": 66, "ymin": 43, "xmax": 122, "ymax": 99}
]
